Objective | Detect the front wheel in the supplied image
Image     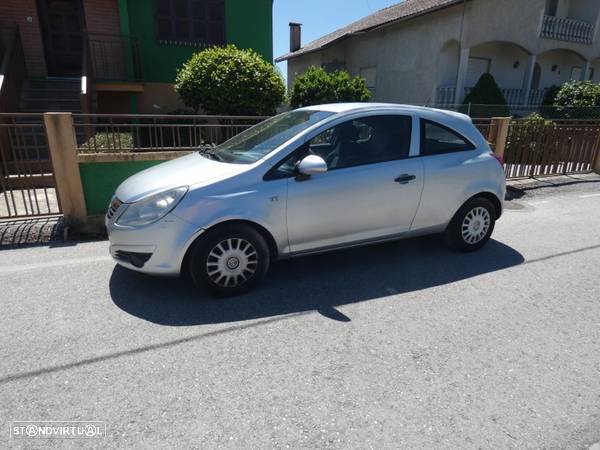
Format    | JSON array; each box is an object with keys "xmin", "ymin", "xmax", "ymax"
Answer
[
  {"xmin": 188, "ymin": 224, "xmax": 270, "ymax": 297},
  {"xmin": 445, "ymin": 197, "xmax": 496, "ymax": 252}
]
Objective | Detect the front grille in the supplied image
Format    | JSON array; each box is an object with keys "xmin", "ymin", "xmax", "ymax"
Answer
[{"xmin": 106, "ymin": 197, "xmax": 122, "ymax": 220}]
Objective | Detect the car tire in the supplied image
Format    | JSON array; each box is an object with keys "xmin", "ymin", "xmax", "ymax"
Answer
[
  {"xmin": 188, "ymin": 224, "xmax": 271, "ymax": 297},
  {"xmin": 445, "ymin": 197, "xmax": 496, "ymax": 252}
]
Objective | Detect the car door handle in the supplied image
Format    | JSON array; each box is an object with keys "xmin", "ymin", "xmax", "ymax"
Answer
[{"xmin": 394, "ymin": 174, "xmax": 416, "ymax": 184}]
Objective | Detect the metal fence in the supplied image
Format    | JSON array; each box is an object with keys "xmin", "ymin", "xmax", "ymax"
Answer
[
  {"xmin": 73, "ymin": 114, "xmax": 268, "ymax": 153},
  {"xmin": 504, "ymin": 119, "xmax": 600, "ymax": 178},
  {"xmin": 0, "ymin": 114, "xmax": 61, "ymax": 219},
  {"xmin": 2, "ymin": 111, "xmax": 599, "ymax": 221}
]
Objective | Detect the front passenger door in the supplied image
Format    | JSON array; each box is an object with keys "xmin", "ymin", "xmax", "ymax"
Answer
[{"xmin": 283, "ymin": 114, "xmax": 424, "ymax": 254}]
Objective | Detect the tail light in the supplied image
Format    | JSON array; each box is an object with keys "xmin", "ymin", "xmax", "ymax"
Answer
[{"xmin": 491, "ymin": 152, "xmax": 504, "ymax": 166}]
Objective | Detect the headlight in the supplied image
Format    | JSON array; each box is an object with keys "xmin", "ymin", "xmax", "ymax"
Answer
[{"xmin": 116, "ymin": 186, "xmax": 188, "ymax": 227}]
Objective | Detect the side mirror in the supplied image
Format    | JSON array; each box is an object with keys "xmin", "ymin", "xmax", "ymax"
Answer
[{"xmin": 297, "ymin": 155, "xmax": 328, "ymax": 177}]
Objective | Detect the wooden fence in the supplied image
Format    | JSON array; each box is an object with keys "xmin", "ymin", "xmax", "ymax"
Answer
[{"xmin": 503, "ymin": 120, "xmax": 600, "ymax": 178}]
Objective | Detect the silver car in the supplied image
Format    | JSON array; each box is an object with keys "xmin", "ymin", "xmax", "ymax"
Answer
[{"xmin": 106, "ymin": 104, "xmax": 506, "ymax": 296}]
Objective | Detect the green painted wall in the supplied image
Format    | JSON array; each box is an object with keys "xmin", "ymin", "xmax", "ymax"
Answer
[
  {"xmin": 122, "ymin": 0, "xmax": 273, "ymax": 84},
  {"xmin": 79, "ymin": 161, "xmax": 164, "ymax": 215},
  {"xmin": 225, "ymin": 0, "xmax": 273, "ymax": 62}
]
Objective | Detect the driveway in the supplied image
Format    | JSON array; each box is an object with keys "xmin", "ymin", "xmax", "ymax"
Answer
[{"xmin": 1, "ymin": 180, "xmax": 600, "ymax": 449}]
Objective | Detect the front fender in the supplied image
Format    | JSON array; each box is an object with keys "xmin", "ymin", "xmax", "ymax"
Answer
[{"xmin": 172, "ymin": 183, "xmax": 289, "ymax": 256}]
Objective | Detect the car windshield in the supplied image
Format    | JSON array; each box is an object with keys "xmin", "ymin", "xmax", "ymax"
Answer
[{"xmin": 202, "ymin": 110, "xmax": 334, "ymax": 164}]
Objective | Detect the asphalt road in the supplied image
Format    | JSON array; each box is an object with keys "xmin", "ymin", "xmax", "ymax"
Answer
[{"xmin": 1, "ymin": 180, "xmax": 600, "ymax": 449}]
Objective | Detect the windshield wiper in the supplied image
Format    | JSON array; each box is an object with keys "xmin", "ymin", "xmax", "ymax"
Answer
[{"xmin": 198, "ymin": 147, "xmax": 224, "ymax": 162}]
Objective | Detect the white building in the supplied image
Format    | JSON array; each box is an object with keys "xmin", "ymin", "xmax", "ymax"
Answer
[{"xmin": 276, "ymin": 0, "xmax": 600, "ymax": 107}]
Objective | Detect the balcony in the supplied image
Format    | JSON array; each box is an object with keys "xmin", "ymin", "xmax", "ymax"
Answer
[
  {"xmin": 540, "ymin": 15, "xmax": 595, "ymax": 45},
  {"xmin": 86, "ymin": 33, "xmax": 143, "ymax": 82},
  {"xmin": 435, "ymin": 87, "xmax": 550, "ymax": 107}
]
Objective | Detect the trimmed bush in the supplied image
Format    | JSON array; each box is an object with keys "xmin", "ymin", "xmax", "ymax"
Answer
[
  {"xmin": 175, "ymin": 45, "xmax": 285, "ymax": 115},
  {"xmin": 289, "ymin": 66, "xmax": 371, "ymax": 108},
  {"xmin": 542, "ymin": 85, "xmax": 560, "ymax": 106},
  {"xmin": 462, "ymin": 73, "xmax": 510, "ymax": 117}
]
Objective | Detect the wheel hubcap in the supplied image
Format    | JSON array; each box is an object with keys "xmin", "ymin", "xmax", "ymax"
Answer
[
  {"xmin": 206, "ymin": 238, "xmax": 258, "ymax": 288},
  {"xmin": 461, "ymin": 207, "xmax": 491, "ymax": 244}
]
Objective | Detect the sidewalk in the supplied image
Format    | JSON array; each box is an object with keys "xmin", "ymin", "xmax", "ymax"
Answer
[
  {"xmin": 507, "ymin": 172, "xmax": 600, "ymax": 191},
  {"xmin": 0, "ymin": 216, "xmax": 64, "ymax": 248}
]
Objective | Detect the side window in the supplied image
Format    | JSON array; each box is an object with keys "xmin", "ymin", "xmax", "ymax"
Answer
[
  {"xmin": 264, "ymin": 115, "xmax": 412, "ymax": 180},
  {"xmin": 311, "ymin": 115, "xmax": 412, "ymax": 171},
  {"xmin": 420, "ymin": 120, "xmax": 475, "ymax": 156}
]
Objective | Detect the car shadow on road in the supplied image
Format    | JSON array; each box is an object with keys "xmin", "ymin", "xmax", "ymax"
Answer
[{"xmin": 110, "ymin": 236, "xmax": 524, "ymax": 326}]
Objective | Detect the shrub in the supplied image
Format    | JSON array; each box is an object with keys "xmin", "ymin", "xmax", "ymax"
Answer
[
  {"xmin": 554, "ymin": 80, "xmax": 600, "ymax": 106},
  {"xmin": 462, "ymin": 73, "xmax": 510, "ymax": 117},
  {"xmin": 80, "ymin": 132, "xmax": 133, "ymax": 153},
  {"xmin": 289, "ymin": 66, "xmax": 371, "ymax": 108},
  {"xmin": 175, "ymin": 45, "xmax": 285, "ymax": 115},
  {"xmin": 552, "ymin": 80, "xmax": 600, "ymax": 119},
  {"xmin": 522, "ymin": 112, "xmax": 554, "ymax": 126}
]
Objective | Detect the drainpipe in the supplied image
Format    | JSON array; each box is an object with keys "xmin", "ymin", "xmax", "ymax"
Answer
[{"xmin": 455, "ymin": 0, "xmax": 469, "ymax": 105}]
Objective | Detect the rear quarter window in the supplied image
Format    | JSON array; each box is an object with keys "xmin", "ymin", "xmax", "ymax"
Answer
[{"xmin": 420, "ymin": 119, "xmax": 476, "ymax": 156}]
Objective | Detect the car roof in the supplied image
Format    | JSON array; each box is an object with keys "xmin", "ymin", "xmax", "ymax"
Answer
[{"xmin": 300, "ymin": 103, "xmax": 471, "ymax": 122}]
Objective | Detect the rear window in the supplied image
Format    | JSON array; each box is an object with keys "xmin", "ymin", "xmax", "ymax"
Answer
[{"xmin": 420, "ymin": 119, "xmax": 475, "ymax": 156}]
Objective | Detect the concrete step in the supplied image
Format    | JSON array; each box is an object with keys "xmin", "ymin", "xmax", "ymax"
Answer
[
  {"xmin": 23, "ymin": 79, "xmax": 80, "ymax": 90},
  {"xmin": 20, "ymin": 90, "xmax": 81, "ymax": 101},
  {"xmin": 18, "ymin": 78, "xmax": 82, "ymax": 113}
]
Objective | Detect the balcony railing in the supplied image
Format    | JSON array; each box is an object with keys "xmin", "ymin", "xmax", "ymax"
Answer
[
  {"xmin": 435, "ymin": 87, "xmax": 550, "ymax": 107},
  {"xmin": 540, "ymin": 15, "xmax": 595, "ymax": 45},
  {"xmin": 87, "ymin": 33, "xmax": 143, "ymax": 82}
]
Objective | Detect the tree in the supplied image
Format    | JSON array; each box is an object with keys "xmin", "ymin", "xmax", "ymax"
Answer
[
  {"xmin": 289, "ymin": 66, "xmax": 371, "ymax": 108},
  {"xmin": 175, "ymin": 45, "xmax": 285, "ymax": 115},
  {"xmin": 462, "ymin": 73, "xmax": 510, "ymax": 117}
]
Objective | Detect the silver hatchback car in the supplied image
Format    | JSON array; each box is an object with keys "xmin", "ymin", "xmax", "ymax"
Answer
[{"xmin": 106, "ymin": 104, "xmax": 506, "ymax": 296}]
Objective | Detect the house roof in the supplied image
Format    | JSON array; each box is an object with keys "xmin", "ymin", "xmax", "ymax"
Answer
[{"xmin": 275, "ymin": 0, "xmax": 463, "ymax": 62}]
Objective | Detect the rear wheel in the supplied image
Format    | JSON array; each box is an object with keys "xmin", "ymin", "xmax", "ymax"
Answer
[
  {"xmin": 445, "ymin": 197, "xmax": 496, "ymax": 252},
  {"xmin": 188, "ymin": 224, "xmax": 270, "ymax": 297}
]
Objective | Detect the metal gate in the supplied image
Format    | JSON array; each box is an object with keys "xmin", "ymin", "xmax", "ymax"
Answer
[{"xmin": 0, "ymin": 114, "xmax": 62, "ymax": 219}]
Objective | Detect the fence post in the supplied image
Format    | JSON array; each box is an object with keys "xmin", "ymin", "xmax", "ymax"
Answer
[
  {"xmin": 43, "ymin": 112, "xmax": 87, "ymax": 226},
  {"xmin": 490, "ymin": 117, "xmax": 511, "ymax": 160},
  {"xmin": 595, "ymin": 145, "xmax": 600, "ymax": 174}
]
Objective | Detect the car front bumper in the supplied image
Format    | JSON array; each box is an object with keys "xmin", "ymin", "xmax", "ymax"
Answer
[{"xmin": 106, "ymin": 208, "xmax": 204, "ymax": 276}]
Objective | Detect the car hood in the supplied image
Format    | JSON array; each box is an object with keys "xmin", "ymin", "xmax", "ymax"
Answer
[{"xmin": 115, "ymin": 153, "xmax": 248, "ymax": 203}]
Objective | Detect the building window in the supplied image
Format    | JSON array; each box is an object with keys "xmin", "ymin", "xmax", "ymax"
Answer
[{"xmin": 155, "ymin": 0, "xmax": 226, "ymax": 46}]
